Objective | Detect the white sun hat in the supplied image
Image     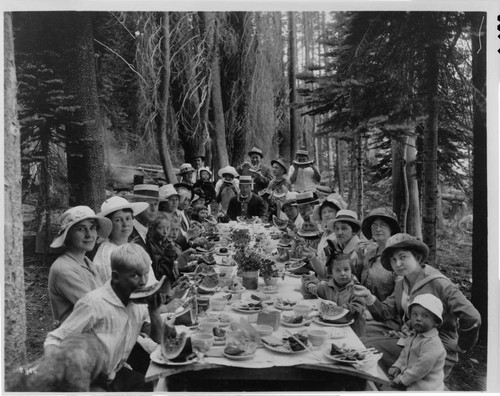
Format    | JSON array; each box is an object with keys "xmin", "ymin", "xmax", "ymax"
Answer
[
  {"xmin": 409, "ymin": 294, "xmax": 443, "ymax": 325},
  {"xmin": 50, "ymin": 206, "xmax": 112, "ymax": 249},
  {"xmin": 99, "ymin": 196, "xmax": 149, "ymax": 218}
]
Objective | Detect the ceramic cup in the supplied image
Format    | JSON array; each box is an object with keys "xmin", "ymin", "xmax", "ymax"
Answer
[
  {"xmin": 255, "ymin": 324, "xmax": 273, "ymax": 337},
  {"xmin": 191, "ymin": 333, "xmax": 214, "ymax": 353},
  {"xmin": 307, "ymin": 329, "xmax": 328, "ymax": 347},
  {"xmin": 293, "ymin": 304, "xmax": 312, "ymax": 317},
  {"xmin": 198, "ymin": 317, "xmax": 219, "ymax": 333},
  {"xmin": 210, "ymin": 297, "xmax": 228, "ymax": 311}
]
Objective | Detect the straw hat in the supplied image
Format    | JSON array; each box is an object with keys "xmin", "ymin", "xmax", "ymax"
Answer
[
  {"xmin": 282, "ymin": 191, "xmax": 298, "ymax": 210},
  {"xmin": 218, "ymin": 166, "xmax": 239, "ymax": 178},
  {"xmin": 178, "ymin": 163, "xmax": 195, "ymax": 175},
  {"xmin": 127, "ymin": 184, "xmax": 160, "ymax": 201},
  {"xmin": 159, "ymin": 184, "xmax": 180, "ymax": 201},
  {"xmin": 409, "ymin": 294, "xmax": 443, "ymax": 325},
  {"xmin": 239, "ymin": 175, "xmax": 253, "ymax": 185},
  {"xmin": 296, "ymin": 191, "xmax": 319, "ymax": 206},
  {"xmin": 271, "ymin": 158, "xmax": 288, "ymax": 173},
  {"xmin": 248, "ymin": 147, "xmax": 263, "ymax": 158},
  {"xmin": 380, "ymin": 233, "xmax": 430, "ymax": 271},
  {"xmin": 361, "ymin": 207, "xmax": 401, "ymax": 240},
  {"xmin": 50, "ymin": 206, "xmax": 112, "ymax": 248},
  {"xmin": 332, "ymin": 209, "xmax": 361, "ymax": 233},
  {"xmin": 99, "ymin": 196, "xmax": 149, "ymax": 218}
]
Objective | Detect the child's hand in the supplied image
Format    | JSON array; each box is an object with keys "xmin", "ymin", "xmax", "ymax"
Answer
[
  {"xmin": 387, "ymin": 367, "xmax": 401, "ymax": 379},
  {"xmin": 305, "ymin": 282, "xmax": 318, "ymax": 295},
  {"xmin": 352, "ymin": 284, "xmax": 371, "ymax": 298}
]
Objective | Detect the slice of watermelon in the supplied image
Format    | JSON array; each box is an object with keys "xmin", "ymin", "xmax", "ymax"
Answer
[
  {"xmin": 272, "ymin": 215, "xmax": 288, "ymax": 230},
  {"xmin": 130, "ymin": 275, "xmax": 166, "ymax": 303}
]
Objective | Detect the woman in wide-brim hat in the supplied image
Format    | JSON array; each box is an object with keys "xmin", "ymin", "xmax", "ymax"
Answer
[
  {"xmin": 93, "ymin": 196, "xmax": 149, "ymax": 283},
  {"xmin": 48, "ymin": 206, "xmax": 112, "ymax": 324},
  {"xmin": 311, "ymin": 192, "xmax": 347, "ymax": 269},
  {"xmin": 354, "ymin": 233, "xmax": 481, "ymax": 379},
  {"xmin": 358, "ymin": 207, "xmax": 402, "ymax": 302},
  {"xmin": 261, "ymin": 158, "xmax": 292, "ymax": 221},
  {"xmin": 215, "ymin": 166, "xmax": 240, "ymax": 213}
]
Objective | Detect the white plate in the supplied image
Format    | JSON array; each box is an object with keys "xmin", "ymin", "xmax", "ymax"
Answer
[
  {"xmin": 222, "ymin": 286, "xmax": 246, "ymax": 293},
  {"xmin": 231, "ymin": 302, "xmax": 265, "ymax": 313},
  {"xmin": 150, "ymin": 347, "xmax": 199, "ymax": 366},
  {"xmin": 196, "ymin": 246, "xmax": 215, "ymax": 253},
  {"xmin": 260, "ymin": 286, "xmax": 279, "ymax": 294},
  {"xmin": 223, "ymin": 352, "xmax": 256, "ymax": 361},
  {"xmin": 213, "ymin": 339, "xmax": 226, "ymax": 346},
  {"xmin": 323, "ymin": 351, "xmax": 377, "ymax": 365},
  {"xmin": 280, "ymin": 319, "xmax": 306, "ymax": 328},
  {"xmin": 262, "ymin": 341, "xmax": 309, "ymax": 354},
  {"xmin": 274, "ymin": 301, "xmax": 295, "ymax": 311},
  {"xmin": 312, "ymin": 317, "xmax": 354, "ymax": 327}
]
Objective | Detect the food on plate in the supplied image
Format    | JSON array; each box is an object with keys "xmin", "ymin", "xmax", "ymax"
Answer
[
  {"xmin": 261, "ymin": 333, "xmax": 308, "ymax": 352},
  {"xmin": 130, "ymin": 275, "xmax": 166, "ymax": 303},
  {"xmin": 329, "ymin": 343, "xmax": 368, "ymax": 361},
  {"xmin": 233, "ymin": 301, "xmax": 263, "ymax": 311},
  {"xmin": 160, "ymin": 322, "xmax": 195, "ymax": 362},
  {"xmin": 197, "ymin": 253, "xmax": 216, "ymax": 265},
  {"xmin": 276, "ymin": 298, "xmax": 296, "ymax": 308},
  {"xmin": 213, "ymin": 327, "xmax": 227, "ymax": 343},
  {"xmin": 195, "ymin": 240, "xmax": 215, "ymax": 252},
  {"xmin": 282, "ymin": 315, "xmax": 304, "ymax": 324},
  {"xmin": 223, "ymin": 339, "xmax": 257, "ymax": 356},
  {"xmin": 197, "ymin": 273, "xmax": 219, "ymax": 294},
  {"xmin": 278, "ymin": 234, "xmax": 293, "ymax": 247},
  {"xmin": 194, "ymin": 263, "xmax": 217, "ymax": 277},
  {"xmin": 272, "ymin": 215, "xmax": 288, "ymax": 230}
]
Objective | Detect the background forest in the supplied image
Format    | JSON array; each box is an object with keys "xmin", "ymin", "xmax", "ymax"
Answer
[{"xmin": 4, "ymin": 10, "xmax": 488, "ymax": 391}]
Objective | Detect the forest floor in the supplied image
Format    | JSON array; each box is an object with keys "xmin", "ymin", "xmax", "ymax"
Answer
[{"xmin": 21, "ymin": 230, "xmax": 487, "ymax": 391}]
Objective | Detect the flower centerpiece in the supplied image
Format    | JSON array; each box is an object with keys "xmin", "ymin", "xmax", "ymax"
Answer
[
  {"xmin": 233, "ymin": 249, "xmax": 262, "ymax": 290},
  {"xmin": 259, "ymin": 258, "xmax": 284, "ymax": 286},
  {"xmin": 231, "ymin": 229, "xmax": 251, "ymax": 249}
]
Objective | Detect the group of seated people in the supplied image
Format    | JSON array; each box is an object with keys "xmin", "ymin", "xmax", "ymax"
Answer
[{"xmin": 40, "ymin": 146, "xmax": 481, "ymax": 392}]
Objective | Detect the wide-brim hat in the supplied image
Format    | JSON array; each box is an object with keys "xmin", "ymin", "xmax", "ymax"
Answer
[
  {"xmin": 159, "ymin": 184, "xmax": 180, "ymax": 201},
  {"xmin": 271, "ymin": 158, "xmax": 288, "ymax": 173},
  {"xmin": 177, "ymin": 163, "xmax": 195, "ymax": 175},
  {"xmin": 409, "ymin": 294, "xmax": 443, "ymax": 325},
  {"xmin": 218, "ymin": 166, "xmax": 239, "ymax": 178},
  {"xmin": 312, "ymin": 193, "xmax": 346, "ymax": 223},
  {"xmin": 332, "ymin": 209, "xmax": 361, "ymax": 233},
  {"xmin": 361, "ymin": 207, "xmax": 401, "ymax": 240},
  {"xmin": 248, "ymin": 146, "xmax": 263, "ymax": 158},
  {"xmin": 127, "ymin": 184, "xmax": 161, "ymax": 201},
  {"xmin": 50, "ymin": 206, "xmax": 112, "ymax": 248},
  {"xmin": 239, "ymin": 175, "xmax": 253, "ymax": 185},
  {"xmin": 99, "ymin": 196, "xmax": 149, "ymax": 218},
  {"xmin": 296, "ymin": 191, "xmax": 319, "ymax": 206},
  {"xmin": 380, "ymin": 233, "xmax": 430, "ymax": 271},
  {"xmin": 297, "ymin": 221, "xmax": 321, "ymax": 238},
  {"xmin": 198, "ymin": 167, "xmax": 212, "ymax": 178},
  {"xmin": 174, "ymin": 183, "xmax": 194, "ymax": 192}
]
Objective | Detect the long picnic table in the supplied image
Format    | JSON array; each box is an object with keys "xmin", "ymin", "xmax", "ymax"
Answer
[{"xmin": 145, "ymin": 222, "xmax": 389, "ymax": 391}]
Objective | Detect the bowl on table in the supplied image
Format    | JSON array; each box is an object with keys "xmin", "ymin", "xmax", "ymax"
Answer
[
  {"xmin": 292, "ymin": 304, "xmax": 312, "ymax": 317},
  {"xmin": 255, "ymin": 324, "xmax": 273, "ymax": 337},
  {"xmin": 210, "ymin": 297, "xmax": 228, "ymax": 312},
  {"xmin": 307, "ymin": 329, "xmax": 328, "ymax": 346},
  {"xmin": 198, "ymin": 317, "xmax": 220, "ymax": 333},
  {"xmin": 191, "ymin": 333, "xmax": 214, "ymax": 353}
]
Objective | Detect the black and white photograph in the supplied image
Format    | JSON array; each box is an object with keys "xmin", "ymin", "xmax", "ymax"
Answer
[{"xmin": 2, "ymin": 0, "xmax": 499, "ymax": 393}]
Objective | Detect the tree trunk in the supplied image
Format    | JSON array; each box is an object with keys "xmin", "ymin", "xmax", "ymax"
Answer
[
  {"xmin": 60, "ymin": 12, "xmax": 106, "ymax": 210},
  {"xmin": 421, "ymin": 17, "xmax": 440, "ymax": 264},
  {"xmin": 156, "ymin": 12, "xmax": 177, "ymax": 183},
  {"xmin": 470, "ymin": 12, "xmax": 487, "ymax": 341},
  {"xmin": 288, "ymin": 12, "xmax": 298, "ymax": 157},
  {"xmin": 405, "ymin": 134, "xmax": 422, "ymax": 239},
  {"xmin": 334, "ymin": 138, "xmax": 343, "ymax": 193},
  {"xmin": 356, "ymin": 133, "xmax": 364, "ymax": 217},
  {"xmin": 4, "ymin": 12, "xmax": 27, "ymax": 371},
  {"xmin": 392, "ymin": 136, "xmax": 408, "ymax": 231},
  {"xmin": 205, "ymin": 12, "xmax": 230, "ymax": 169}
]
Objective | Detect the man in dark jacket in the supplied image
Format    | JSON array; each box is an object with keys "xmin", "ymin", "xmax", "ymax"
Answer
[
  {"xmin": 237, "ymin": 147, "xmax": 273, "ymax": 194},
  {"xmin": 227, "ymin": 175, "xmax": 267, "ymax": 222}
]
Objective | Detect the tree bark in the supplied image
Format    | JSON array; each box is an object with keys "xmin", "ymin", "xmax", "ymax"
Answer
[
  {"xmin": 392, "ymin": 136, "xmax": 407, "ymax": 231},
  {"xmin": 288, "ymin": 12, "xmax": 299, "ymax": 157},
  {"xmin": 204, "ymin": 12, "xmax": 229, "ymax": 169},
  {"xmin": 421, "ymin": 16, "xmax": 440, "ymax": 264},
  {"xmin": 470, "ymin": 12, "xmax": 487, "ymax": 341},
  {"xmin": 4, "ymin": 12, "xmax": 27, "ymax": 371},
  {"xmin": 356, "ymin": 133, "xmax": 364, "ymax": 217},
  {"xmin": 334, "ymin": 138, "xmax": 343, "ymax": 194},
  {"xmin": 405, "ymin": 134, "xmax": 422, "ymax": 239},
  {"xmin": 156, "ymin": 12, "xmax": 177, "ymax": 183},
  {"xmin": 60, "ymin": 12, "xmax": 106, "ymax": 210}
]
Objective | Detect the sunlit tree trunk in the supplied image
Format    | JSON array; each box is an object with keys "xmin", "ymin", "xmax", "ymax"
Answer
[
  {"xmin": 288, "ymin": 12, "xmax": 298, "ymax": 156},
  {"xmin": 356, "ymin": 133, "xmax": 364, "ymax": 217},
  {"xmin": 392, "ymin": 136, "xmax": 408, "ymax": 232},
  {"xmin": 405, "ymin": 134, "xmax": 422, "ymax": 238},
  {"xmin": 156, "ymin": 12, "xmax": 177, "ymax": 183},
  {"xmin": 4, "ymin": 12, "xmax": 27, "ymax": 371}
]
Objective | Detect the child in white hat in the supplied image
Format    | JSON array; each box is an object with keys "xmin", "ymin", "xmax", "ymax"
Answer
[{"xmin": 389, "ymin": 294, "xmax": 446, "ymax": 391}]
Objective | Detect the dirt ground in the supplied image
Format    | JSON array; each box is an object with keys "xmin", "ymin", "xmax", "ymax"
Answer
[{"xmin": 21, "ymin": 236, "xmax": 487, "ymax": 391}]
